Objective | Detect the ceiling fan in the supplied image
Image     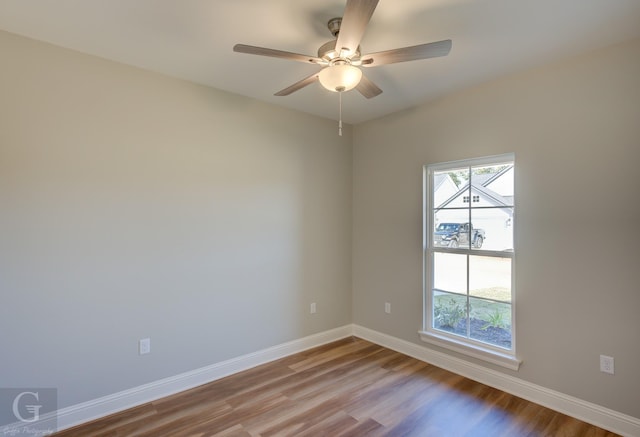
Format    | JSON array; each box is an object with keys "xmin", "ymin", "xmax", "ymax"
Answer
[{"xmin": 233, "ymin": 0, "xmax": 452, "ymax": 99}]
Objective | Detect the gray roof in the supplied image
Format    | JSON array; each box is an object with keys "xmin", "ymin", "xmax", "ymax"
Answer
[
  {"xmin": 434, "ymin": 173, "xmax": 457, "ymax": 191},
  {"xmin": 436, "ymin": 165, "xmax": 513, "ymax": 210}
]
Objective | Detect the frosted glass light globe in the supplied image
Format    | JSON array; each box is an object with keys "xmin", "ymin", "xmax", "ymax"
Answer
[{"xmin": 318, "ymin": 64, "xmax": 362, "ymax": 92}]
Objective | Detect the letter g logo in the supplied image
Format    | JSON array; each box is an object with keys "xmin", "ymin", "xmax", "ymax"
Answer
[{"xmin": 12, "ymin": 391, "xmax": 42, "ymax": 423}]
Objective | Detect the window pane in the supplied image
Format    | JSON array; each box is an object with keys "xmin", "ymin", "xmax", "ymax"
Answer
[
  {"xmin": 469, "ymin": 297, "xmax": 512, "ymax": 349},
  {"xmin": 469, "ymin": 256, "xmax": 511, "ymax": 303},
  {"xmin": 433, "ymin": 167, "xmax": 472, "ymax": 250},
  {"xmin": 471, "ymin": 164, "xmax": 514, "ymax": 206},
  {"xmin": 433, "ymin": 167, "xmax": 468, "ymax": 209},
  {"xmin": 433, "ymin": 252, "xmax": 467, "ymax": 294},
  {"xmin": 433, "ymin": 291, "xmax": 467, "ymax": 336},
  {"xmin": 471, "ymin": 208, "xmax": 513, "ymax": 251}
]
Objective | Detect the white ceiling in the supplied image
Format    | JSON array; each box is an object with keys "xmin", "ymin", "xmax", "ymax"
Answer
[{"xmin": 1, "ymin": 0, "xmax": 640, "ymax": 124}]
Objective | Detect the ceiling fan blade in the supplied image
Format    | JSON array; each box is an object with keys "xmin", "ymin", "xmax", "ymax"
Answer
[
  {"xmin": 274, "ymin": 71, "xmax": 320, "ymax": 96},
  {"xmin": 356, "ymin": 74, "xmax": 382, "ymax": 99},
  {"xmin": 361, "ymin": 39, "xmax": 452, "ymax": 66},
  {"xmin": 234, "ymin": 44, "xmax": 325, "ymax": 65},
  {"xmin": 335, "ymin": 0, "xmax": 379, "ymax": 56}
]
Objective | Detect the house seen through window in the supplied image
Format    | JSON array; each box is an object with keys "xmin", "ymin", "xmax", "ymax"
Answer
[{"xmin": 423, "ymin": 153, "xmax": 516, "ymax": 363}]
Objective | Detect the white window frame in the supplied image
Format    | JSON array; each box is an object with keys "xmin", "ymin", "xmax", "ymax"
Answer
[{"xmin": 419, "ymin": 153, "xmax": 521, "ymax": 370}]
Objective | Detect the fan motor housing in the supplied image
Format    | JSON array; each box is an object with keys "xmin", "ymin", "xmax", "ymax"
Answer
[
  {"xmin": 320, "ymin": 17, "xmax": 361, "ymax": 62},
  {"xmin": 318, "ymin": 40, "xmax": 361, "ymax": 62}
]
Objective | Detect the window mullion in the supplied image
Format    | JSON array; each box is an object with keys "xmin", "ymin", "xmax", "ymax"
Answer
[{"xmin": 467, "ymin": 165, "xmax": 472, "ymax": 338}]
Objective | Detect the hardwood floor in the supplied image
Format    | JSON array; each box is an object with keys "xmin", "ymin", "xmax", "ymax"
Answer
[{"xmin": 54, "ymin": 337, "xmax": 619, "ymax": 436}]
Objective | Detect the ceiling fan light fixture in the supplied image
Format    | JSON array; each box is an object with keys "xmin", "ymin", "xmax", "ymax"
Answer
[{"xmin": 318, "ymin": 63, "xmax": 362, "ymax": 92}]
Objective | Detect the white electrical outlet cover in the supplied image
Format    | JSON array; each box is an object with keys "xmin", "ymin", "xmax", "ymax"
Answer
[
  {"xmin": 600, "ymin": 355, "xmax": 614, "ymax": 374},
  {"xmin": 139, "ymin": 338, "xmax": 151, "ymax": 355}
]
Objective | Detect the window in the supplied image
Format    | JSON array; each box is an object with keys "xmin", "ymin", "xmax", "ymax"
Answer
[{"xmin": 421, "ymin": 153, "xmax": 520, "ymax": 370}]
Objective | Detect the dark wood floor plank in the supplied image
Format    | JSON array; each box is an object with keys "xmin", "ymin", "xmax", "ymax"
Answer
[
  {"xmin": 241, "ymin": 367, "xmax": 387, "ymax": 436},
  {"xmin": 287, "ymin": 336, "xmax": 377, "ymax": 372},
  {"xmin": 347, "ymin": 364, "xmax": 460, "ymax": 426},
  {"xmin": 295, "ymin": 411, "xmax": 360, "ymax": 437},
  {"xmin": 52, "ymin": 337, "xmax": 621, "ymax": 437},
  {"xmin": 195, "ymin": 392, "xmax": 292, "ymax": 436},
  {"xmin": 337, "ymin": 417, "xmax": 386, "ymax": 437},
  {"xmin": 281, "ymin": 353, "xmax": 390, "ymax": 401},
  {"xmin": 209, "ymin": 424, "xmax": 250, "ymax": 437},
  {"xmin": 225, "ymin": 343, "xmax": 389, "ymax": 410},
  {"xmin": 54, "ymin": 402, "xmax": 157, "ymax": 437}
]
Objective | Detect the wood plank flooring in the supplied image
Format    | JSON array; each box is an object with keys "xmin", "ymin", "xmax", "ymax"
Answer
[{"xmin": 54, "ymin": 337, "xmax": 619, "ymax": 436}]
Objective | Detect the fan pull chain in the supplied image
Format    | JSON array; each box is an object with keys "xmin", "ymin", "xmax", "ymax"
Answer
[{"xmin": 338, "ymin": 91, "xmax": 343, "ymax": 136}]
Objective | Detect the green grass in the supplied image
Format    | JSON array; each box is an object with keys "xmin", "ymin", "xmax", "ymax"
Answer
[
  {"xmin": 469, "ymin": 287, "xmax": 511, "ymax": 302},
  {"xmin": 434, "ymin": 292, "xmax": 512, "ymax": 327}
]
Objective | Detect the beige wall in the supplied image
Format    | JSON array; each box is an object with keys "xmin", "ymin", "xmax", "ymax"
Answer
[
  {"xmin": 0, "ymin": 30, "xmax": 352, "ymax": 408},
  {"xmin": 353, "ymin": 38, "xmax": 640, "ymax": 418}
]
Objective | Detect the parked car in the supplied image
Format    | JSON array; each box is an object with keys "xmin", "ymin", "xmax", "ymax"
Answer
[{"xmin": 433, "ymin": 222, "xmax": 485, "ymax": 248}]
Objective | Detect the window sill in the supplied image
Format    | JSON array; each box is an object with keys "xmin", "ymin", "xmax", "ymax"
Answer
[{"xmin": 419, "ymin": 330, "xmax": 522, "ymax": 371}]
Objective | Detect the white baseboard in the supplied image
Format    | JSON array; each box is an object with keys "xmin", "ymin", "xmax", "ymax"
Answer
[
  {"xmin": 4, "ymin": 324, "xmax": 637, "ymax": 436},
  {"xmin": 352, "ymin": 324, "xmax": 640, "ymax": 437},
  {"xmin": 1, "ymin": 325, "xmax": 353, "ymax": 434}
]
